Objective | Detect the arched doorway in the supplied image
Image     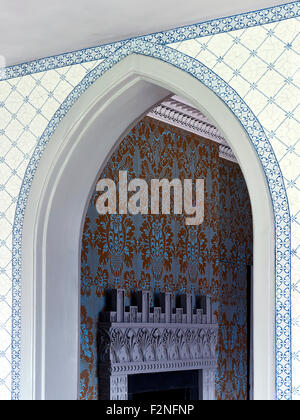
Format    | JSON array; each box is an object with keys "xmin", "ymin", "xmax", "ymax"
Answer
[
  {"xmin": 19, "ymin": 53, "xmax": 275, "ymax": 400},
  {"xmin": 79, "ymin": 100, "xmax": 254, "ymax": 400}
]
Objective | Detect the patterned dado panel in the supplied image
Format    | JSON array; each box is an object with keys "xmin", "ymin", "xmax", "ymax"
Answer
[{"xmin": 80, "ymin": 117, "xmax": 253, "ymax": 400}]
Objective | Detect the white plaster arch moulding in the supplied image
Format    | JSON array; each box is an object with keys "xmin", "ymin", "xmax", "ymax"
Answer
[{"xmin": 16, "ymin": 44, "xmax": 290, "ymax": 400}]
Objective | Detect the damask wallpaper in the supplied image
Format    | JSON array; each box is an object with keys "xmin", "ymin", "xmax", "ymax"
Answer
[{"xmin": 80, "ymin": 116, "xmax": 253, "ymax": 400}]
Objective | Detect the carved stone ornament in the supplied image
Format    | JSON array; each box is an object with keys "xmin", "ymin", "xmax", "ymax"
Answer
[{"xmin": 98, "ymin": 289, "xmax": 218, "ymax": 400}]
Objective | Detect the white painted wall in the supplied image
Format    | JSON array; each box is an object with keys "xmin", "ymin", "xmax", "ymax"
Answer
[{"xmin": 21, "ymin": 54, "xmax": 275, "ymax": 400}]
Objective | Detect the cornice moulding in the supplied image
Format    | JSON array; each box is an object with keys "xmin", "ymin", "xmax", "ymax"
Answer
[{"xmin": 148, "ymin": 95, "xmax": 238, "ymax": 163}]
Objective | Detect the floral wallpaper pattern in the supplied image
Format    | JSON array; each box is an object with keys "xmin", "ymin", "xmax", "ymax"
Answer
[{"xmin": 80, "ymin": 117, "xmax": 253, "ymax": 400}]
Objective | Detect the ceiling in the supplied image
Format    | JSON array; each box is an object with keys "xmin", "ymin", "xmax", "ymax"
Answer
[{"xmin": 1, "ymin": 0, "xmax": 288, "ymax": 67}]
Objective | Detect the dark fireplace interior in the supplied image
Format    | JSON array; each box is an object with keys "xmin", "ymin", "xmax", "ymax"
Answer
[{"xmin": 128, "ymin": 370, "xmax": 199, "ymax": 401}]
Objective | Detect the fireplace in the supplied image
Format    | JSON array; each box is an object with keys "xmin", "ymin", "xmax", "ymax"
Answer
[
  {"xmin": 97, "ymin": 290, "xmax": 218, "ymax": 400},
  {"xmin": 128, "ymin": 370, "xmax": 199, "ymax": 400}
]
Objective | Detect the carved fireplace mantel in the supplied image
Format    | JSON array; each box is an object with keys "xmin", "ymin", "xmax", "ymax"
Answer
[{"xmin": 98, "ymin": 290, "xmax": 218, "ymax": 400}]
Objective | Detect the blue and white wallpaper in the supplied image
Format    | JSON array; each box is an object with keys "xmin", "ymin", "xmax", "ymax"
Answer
[{"xmin": 0, "ymin": 1, "xmax": 299, "ymax": 400}]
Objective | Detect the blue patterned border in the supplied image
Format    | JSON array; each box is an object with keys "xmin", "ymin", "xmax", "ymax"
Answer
[
  {"xmin": 12, "ymin": 39, "xmax": 291, "ymax": 400},
  {"xmin": 2, "ymin": 1, "xmax": 300, "ymax": 82}
]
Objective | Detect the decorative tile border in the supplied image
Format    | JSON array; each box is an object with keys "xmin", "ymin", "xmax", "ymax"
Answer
[
  {"xmin": 12, "ymin": 39, "xmax": 291, "ymax": 400},
  {"xmin": 2, "ymin": 42, "xmax": 126, "ymax": 82},
  {"xmin": 143, "ymin": 1, "xmax": 300, "ymax": 44},
  {"xmin": 1, "ymin": 1, "xmax": 299, "ymax": 82}
]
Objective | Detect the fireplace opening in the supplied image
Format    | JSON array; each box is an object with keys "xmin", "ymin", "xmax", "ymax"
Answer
[{"xmin": 128, "ymin": 370, "xmax": 199, "ymax": 401}]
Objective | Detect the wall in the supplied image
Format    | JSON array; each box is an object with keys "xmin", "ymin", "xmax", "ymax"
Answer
[
  {"xmin": 0, "ymin": 4, "xmax": 297, "ymax": 400},
  {"xmin": 218, "ymin": 159, "xmax": 253, "ymax": 399},
  {"xmin": 80, "ymin": 116, "xmax": 253, "ymax": 400}
]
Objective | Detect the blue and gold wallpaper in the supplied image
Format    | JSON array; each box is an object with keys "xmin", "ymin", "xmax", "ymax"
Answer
[{"xmin": 80, "ymin": 116, "xmax": 253, "ymax": 400}]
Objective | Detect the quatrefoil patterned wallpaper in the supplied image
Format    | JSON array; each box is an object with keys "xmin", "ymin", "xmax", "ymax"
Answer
[{"xmin": 0, "ymin": 3, "xmax": 299, "ymax": 400}]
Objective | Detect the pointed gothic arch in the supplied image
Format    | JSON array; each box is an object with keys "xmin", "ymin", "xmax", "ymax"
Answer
[{"xmin": 15, "ymin": 46, "xmax": 289, "ymax": 400}]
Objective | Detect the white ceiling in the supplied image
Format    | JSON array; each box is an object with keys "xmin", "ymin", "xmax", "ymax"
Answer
[{"xmin": 1, "ymin": 0, "xmax": 287, "ymax": 67}]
